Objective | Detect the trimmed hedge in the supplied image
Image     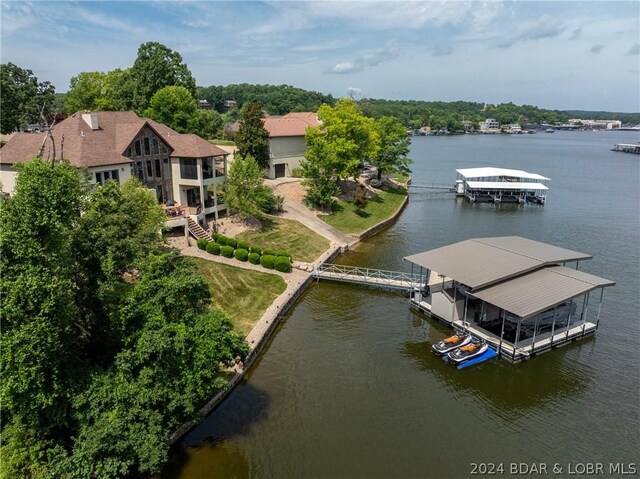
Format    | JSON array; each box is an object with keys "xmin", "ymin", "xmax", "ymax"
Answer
[
  {"xmin": 197, "ymin": 238, "xmax": 209, "ymax": 250},
  {"xmin": 206, "ymin": 242, "xmax": 221, "ymax": 255},
  {"xmin": 220, "ymin": 245, "xmax": 234, "ymax": 258},
  {"xmin": 248, "ymin": 252, "xmax": 261, "ymax": 265},
  {"xmin": 235, "ymin": 248, "xmax": 249, "ymax": 261},
  {"xmin": 276, "ymin": 250, "xmax": 292, "ymax": 261},
  {"xmin": 260, "ymin": 254, "xmax": 275, "ymax": 269},
  {"xmin": 262, "ymin": 248, "xmax": 277, "ymax": 257},
  {"xmin": 274, "ymin": 256, "xmax": 292, "ymax": 273},
  {"xmin": 216, "ymin": 235, "xmax": 229, "ymax": 246},
  {"xmin": 225, "ymin": 237, "xmax": 238, "ymax": 249},
  {"xmin": 237, "ymin": 240, "xmax": 250, "ymax": 251},
  {"xmin": 249, "ymin": 246, "xmax": 262, "ymax": 255}
]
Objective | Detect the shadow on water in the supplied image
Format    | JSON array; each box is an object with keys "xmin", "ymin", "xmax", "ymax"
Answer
[
  {"xmin": 401, "ymin": 325, "xmax": 592, "ymax": 417},
  {"xmin": 160, "ymin": 382, "xmax": 270, "ymax": 478}
]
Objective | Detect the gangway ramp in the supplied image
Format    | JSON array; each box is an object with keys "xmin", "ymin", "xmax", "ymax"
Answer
[{"xmin": 312, "ymin": 264, "xmax": 427, "ymax": 291}]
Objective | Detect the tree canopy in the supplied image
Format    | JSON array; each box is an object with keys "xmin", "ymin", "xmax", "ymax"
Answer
[
  {"xmin": 224, "ymin": 154, "xmax": 277, "ymax": 219},
  {"xmin": 144, "ymin": 85, "xmax": 198, "ymax": 133},
  {"xmin": 131, "ymin": 42, "xmax": 196, "ymax": 112},
  {"xmin": 0, "ymin": 63, "xmax": 55, "ymax": 133},
  {"xmin": 235, "ymin": 102, "xmax": 270, "ymax": 169},
  {"xmin": 371, "ymin": 116, "xmax": 412, "ymax": 181},
  {"xmin": 0, "ymin": 159, "xmax": 248, "ymax": 478}
]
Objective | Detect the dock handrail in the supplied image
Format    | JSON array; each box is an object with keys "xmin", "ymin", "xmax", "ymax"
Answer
[{"xmin": 312, "ymin": 263, "xmax": 427, "ymax": 290}]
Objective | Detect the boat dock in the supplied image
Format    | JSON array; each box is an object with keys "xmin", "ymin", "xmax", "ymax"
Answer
[
  {"xmin": 455, "ymin": 167, "xmax": 550, "ymax": 204},
  {"xmin": 407, "ymin": 183, "xmax": 455, "ymax": 191},
  {"xmin": 405, "ymin": 236, "xmax": 615, "ymax": 362},
  {"xmin": 611, "ymin": 143, "xmax": 640, "ymax": 154}
]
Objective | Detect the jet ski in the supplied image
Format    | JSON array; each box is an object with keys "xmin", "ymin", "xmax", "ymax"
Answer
[
  {"xmin": 432, "ymin": 333, "xmax": 472, "ymax": 355},
  {"xmin": 446, "ymin": 341, "xmax": 489, "ymax": 364}
]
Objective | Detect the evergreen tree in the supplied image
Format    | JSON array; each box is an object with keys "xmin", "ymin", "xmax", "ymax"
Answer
[{"xmin": 235, "ymin": 102, "xmax": 270, "ymax": 169}]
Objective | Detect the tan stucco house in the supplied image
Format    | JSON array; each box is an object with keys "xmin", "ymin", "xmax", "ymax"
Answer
[
  {"xmin": 263, "ymin": 112, "xmax": 319, "ymax": 179},
  {"xmin": 0, "ymin": 111, "xmax": 229, "ymax": 226}
]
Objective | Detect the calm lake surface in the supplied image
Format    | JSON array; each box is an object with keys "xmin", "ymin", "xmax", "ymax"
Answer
[{"xmin": 163, "ymin": 130, "xmax": 640, "ymax": 478}]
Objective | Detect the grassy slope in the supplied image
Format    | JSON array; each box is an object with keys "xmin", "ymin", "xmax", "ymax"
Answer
[
  {"xmin": 320, "ymin": 187, "xmax": 407, "ymax": 235},
  {"xmin": 193, "ymin": 257, "xmax": 286, "ymax": 336},
  {"xmin": 236, "ymin": 217, "xmax": 330, "ymax": 263}
]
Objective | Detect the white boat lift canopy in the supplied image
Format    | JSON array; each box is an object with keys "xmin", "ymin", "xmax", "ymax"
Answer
[
  {"xmin": 456, "ymin": 167, "xmax": 550, "ymax": 181},
  {"xmin": 466, "ymin": 181, "xmax": 548, "ymax": 191}
]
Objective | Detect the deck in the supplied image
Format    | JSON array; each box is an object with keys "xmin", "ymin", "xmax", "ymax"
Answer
[{"xmin": 412, "ymin": 298, "xmax": 596, "ymax": 361}]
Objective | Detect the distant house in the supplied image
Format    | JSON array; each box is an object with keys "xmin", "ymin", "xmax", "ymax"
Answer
[
  {"xmin": 0, "ymin": 111, "xmax": 230, "ymax": 222},
  {"xmin": 223, "ymin": 100, "xmax": 237, "ymax": 112},
  {"xmin": 262, "ymin": 112, "xmax": 320, "ymax": 179},
  {"xmin": 479, "ymin": 118, "xmax": 500, "ymax": 133},
  {"xmin": 198, "ymin": 99, "xmax": 213, "ymax": 110}
]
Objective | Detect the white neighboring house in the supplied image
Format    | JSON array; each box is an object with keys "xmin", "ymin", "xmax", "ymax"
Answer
[
  {"xmin": 0, "ymin": 111, "xmax": 230, "ymax": 225},
  {"xmin": 502, "ymin": 123, "xmax": 522, "ymax": 134},
  {"xmin": 479, "ymin": 118, "xmax": 501, "ymax": 134},
  {"xmin": 263, "ymin": 112, "xmax": 320, "ymax": 179}
]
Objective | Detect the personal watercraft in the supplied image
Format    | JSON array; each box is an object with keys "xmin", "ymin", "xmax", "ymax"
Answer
[
  {"xmin": 446, "ymin": 341, "xmax": 489, "ymax": 364},
  {"xmin": 432, "ymin": 333, "xmax": 472, "ymax": 355}
]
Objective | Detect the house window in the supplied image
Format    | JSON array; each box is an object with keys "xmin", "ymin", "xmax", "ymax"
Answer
[
  {"xmin": 125, "ymin": 147, "xmax": 132, "ymax": 157},
  {"xmin": 144, "ymin": 137, "xmax": 150, "ymax": 156},
  {"xmin": 152, "ymin": 138, "xmax": 159, "ymax": 154},
  {"xmin": 161, "ymin": 144, "xmax": 168, "ymax": 154},
  {"xmin": 163, "ymin": 158, "xmax": 170, "ymax": 177},
  {"xmin": 135, "ymin": 140, "xmax": 141, "ymax": 156},
  {"xmin": 202, "ymin": 157, "xmax": 213, "ymax": 179},
  {"xmin": 95, "ymin": 169, "xmax": 120, "ymax": 186},
  {"xmin": 111, "ymin": 169, "xmax": 119, "ymax": 183},
  {"xmin": 95, "ymin": 172, "xmax": 102, "ymax": 184},
  {"xmin": 103, "ymin": 171, "xmax": 110, "ymax": 181},
  {"xmin": 136, "ymin": 161, "xmax": 144, "ymax": 180},
  {"xmin": 146, "ymin": 160, "xmax": 153, "ymax": 177},
  {"xmin": 155, "ymin": 159, "xmax": 161, "ymax": 178},
  {"xmin": 180, "ymin": 158, "xmax": 198, "ymax": 179}
]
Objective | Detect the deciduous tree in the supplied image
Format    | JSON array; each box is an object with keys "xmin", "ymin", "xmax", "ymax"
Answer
[
  {"xmin": 225, "ymin": 154, "xmax": 275, "ymax": 219},
  {"xmin": 0, "ymin": 63, "xmax": 55, "ymax": 133},
  {"xmin": 372, "ymin": 116, "xmax": 412, "ymax": 181},
  {"xmin": 144, "ymin": 85, "xmax": 197, "ymax": 133},
  {"xmin": 130, "ymin": 42, "xmax": 196, "ymax": 112},
  {"xmin": 235, "ymin": 102, "xmax": 270, "ymax": 169}
]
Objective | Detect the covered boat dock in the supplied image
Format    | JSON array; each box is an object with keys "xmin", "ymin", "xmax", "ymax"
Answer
[
  {"xmin": 405, "ymin": 237, "xmax": 615, "ymax": 362},
  {"xmin": 455, "ymin": 167, "xmax": 550, "ymax": 204}
]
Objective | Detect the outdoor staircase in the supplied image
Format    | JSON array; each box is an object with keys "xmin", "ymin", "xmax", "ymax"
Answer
[{"xmin": 186, "ymin": 217, "xmax": 214, "ymax": 242}]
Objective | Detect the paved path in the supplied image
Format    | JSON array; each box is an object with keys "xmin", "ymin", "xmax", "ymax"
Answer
[{"xmin": 264, "ymin": 179, "xmax": 355, "ymax": 246}]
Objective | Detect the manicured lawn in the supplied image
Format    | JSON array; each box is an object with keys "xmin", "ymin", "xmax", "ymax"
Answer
[
  {"xmin": 236, "ymin": 217, "xmax": 330, "ymax": 263},
  {"xmin": 320, "ymin": 187, "xmax": 407, "ymax": 235},
  {"xmin": 193, "ymin": 257, "xmax": 286, "ymax": 336}
]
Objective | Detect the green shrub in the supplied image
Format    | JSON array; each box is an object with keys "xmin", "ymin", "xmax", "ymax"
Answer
[
  {"xmin": 248, "ymin": 252, "xmax": 261, "ymax": 264},
  {"xmin": 220, "ymin": 245, "xmax": 234, "ymax": 258},
  {"xmin": 206, "ymin": 242, "xmax": 221, "ymax": 255},
  {"xmin": 212, "ymin": 232, "xmax": 221, "ymax": 242},
  {"xmin": 225, "ymin": 237, "xmax": 238, "ymax": 249},
  {"xmin": 291, "ymin": 166, "xmax": 304, "ymax": 178},
  {"xmin": 274, "ymin": 256, "xmax": 292, "ymax": 273},
  {"xmin": 263, "ymin": 248, "xmax": 277, "ymax": 257},
  {"xmin": 249, "ymin": 246, "xmax": 262, "ymax": 255},
  {"xmin": 235, "ymin": 248, "xmax": 249, "ymax": 261},
  {"xmin": 217, "ymin": 235, "xmax": 228, "ymax": 246},
  {"xmin": 276, "ymin": 250, "xmax": 292, "ymax": 261},
  {"xmin": 260, "ymin": 254, "xmax": 275, "ymax": 269},
  {"xmin": 237, "ymin": 240, "xmax": 250, "ymax": 251},
  {"xmin": 196, "ymin": 238, "xmax": 209, "ymax": 250}
]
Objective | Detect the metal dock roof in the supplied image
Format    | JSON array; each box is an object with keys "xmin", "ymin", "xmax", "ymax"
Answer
[
  {"xmin": 404, "ymin": 236, "xmax": 592, "ymax": 290},
  {"xmin": 472, "ymin": 266, "xmax": 616, "ymax": 318},
  {"xmin": 456, "ymin": 167, "xmax": 550, "ymax": 181}
]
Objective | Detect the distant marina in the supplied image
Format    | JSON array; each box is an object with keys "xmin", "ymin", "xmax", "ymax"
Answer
[{"xmin": 611, "ymin": 143, "xmax": 640, "ymax": 154}]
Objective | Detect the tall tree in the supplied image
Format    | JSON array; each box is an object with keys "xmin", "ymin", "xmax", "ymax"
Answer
[
  {"xmin": 130, "ymin": 42, "xmax": 196, "ymax": 112},
  {"xmin": 0, "ymin": 63, "xmax": 55, "ymax": 133},
  {"xmin": 372, "ymin": 116, "xmax": 412, "ymax": 181},
  {"xmin": 64, "ymin": 71, "xmax": 109, "ymax": 113},
  {"xmin": 235, "ymin": 102, "xmax": 270, "ymax": 169},
  {"xmin": 305, "ymin": 99, "xmax": 379, "ymax": 181},
  {"xmin": 225, "ymin": 154, "xmax": 275, "ymax": 219},
  {"xmin": 144, "ymin": 85, "xmax": 197, "ymax": 133}
]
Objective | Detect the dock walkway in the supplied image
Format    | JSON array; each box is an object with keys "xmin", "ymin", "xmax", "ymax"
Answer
[{"xmin": 312, "ymin": 264, "xmax": 428, "ymax": 291}]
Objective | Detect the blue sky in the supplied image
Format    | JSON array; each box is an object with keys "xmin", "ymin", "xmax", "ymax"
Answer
[{"xmin": 2, "ymin": 1, "xmax": 639, "ymax": 112}]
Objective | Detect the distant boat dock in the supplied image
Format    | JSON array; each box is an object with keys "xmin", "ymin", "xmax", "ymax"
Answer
[
  {"xmin": 455, "ymin": 167, "xmax": 550, "ymax": 204},
  {"xmin": 611, "ymin": 143, "xmax": 640, "ymax": 154}
]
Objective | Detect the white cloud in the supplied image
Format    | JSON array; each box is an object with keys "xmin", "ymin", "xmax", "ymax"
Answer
[
  {"xmin": 626, "ymin": 43, "xmax": 640, "ymax": 55},
  {"xmin": 497, "ymin": 14, "xmax": 566, "ymax": 48},
  {"xmin": 590, "ymin": 44, "xmax": 604, "ymax": 55},
  {"xmin": 326, "ymin": 39, "xmax": 399, "ymax": 75}
]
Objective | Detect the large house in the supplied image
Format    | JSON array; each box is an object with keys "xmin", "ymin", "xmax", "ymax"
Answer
[
  {"xmin": 0, "ymin": 111, "xmax": 229, "ymax": 225},
  {"xmin": 263, "ymin": 112, "xmax": 319, "ymax": 179}
]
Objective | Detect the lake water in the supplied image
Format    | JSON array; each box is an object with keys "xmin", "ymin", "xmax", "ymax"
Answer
[{"xmin": 162, "ymin": 130, "xmax": 640, "ymax": 478}]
